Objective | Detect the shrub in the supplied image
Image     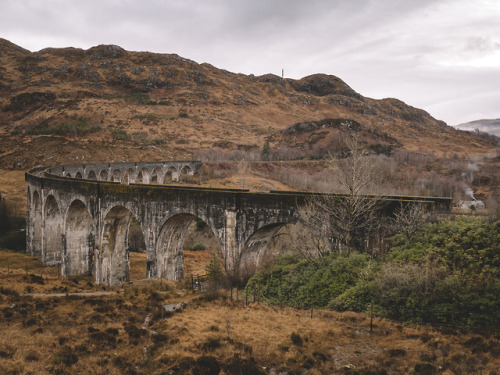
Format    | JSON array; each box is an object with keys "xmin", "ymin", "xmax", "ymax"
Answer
[
  {"xmin": 124, "ymin": 324, "xmax": 145, "ymax": 342},
  {"xmin": 89, "ymin": 330, "xmax": 117, "ymax": 349},
  {"xmin": 53, "ymin": 346, "xmax": 78, "ymax": 367},
  {"xmin": 196, "ymin": 356, "xmax": 221, "ymax": 374},
  {"xmin": 111, "ymin": 129, "xmax": 129, "ymax": 140},
  {"xmin": 25, "ymin": 350, "xmax": 40, "ymax": 362},
  {"xmin": 27, "ymin": 117, "xmax": 100, "ymax": 137},
  {"xmin": 150, "ymin": 138, "xmax": 165, "ymax": 145},
  {"xmin": 247, "ymin": 217, "xmax": 500, "ymax": 328},
  {"xmin": 0, "ymin": 287, "xmax": 19, "ymax": 297},
  {"xmin": 125, "ymin": 93, "xmax": 155, "ymax": 105},
  {"xmin": 223, "ymin": 354, "xmax": 265, "ymax": 375},
  {"xmin": 199, "ymin": 336, "xmax": 222, "ymax": 352},
  {"xmin": 152, "ymin": 333, "xmax": 168, "ymax": 345},
  {"xmin": 291, "ymin": 332, "xmax": 303, "ymax": 346},
  {"xmin": 185, "ymin": 243, "xmax": 207, "ymax": 251}
]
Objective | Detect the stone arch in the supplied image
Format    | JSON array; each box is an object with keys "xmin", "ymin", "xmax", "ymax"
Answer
[
  {"xmin": 150, "ymin": 167, "xmax": 162, "ymax": 185},
  {"xmin": 180, "ymin": 165, "xmax": 193, "ymax": 182},
  {"xmin": 66, "ymin": 173, "xmax": 72, "ymax": 178},
  {"xmin": 75, "ymin": 171, "xmax": 83, "ymax": 179},
  {"xmin": 238, "ymin": 223, "xmax": 287, "ymax": 281},
  {"xmin": 156, "ymin": 213, "xmax": 221, "ymax": 280},
  {"xmin": 112, "ymin": 169, "xmax": 121, "ymax": 182},
  {"xmin": 87, "ymin": 170, "xmax": 97, "ymax": 180},
  {"xmin": 31, "ymin": 190, "xmax": 42, "ymax": 256},
  {"xmin": 98, "ymin": 206, "xmax": 145, "ymax": 285},
  {"xmin": 164, "ymin": 166, "xmax": 177, "ymax": 183},
  {"xmin": 43, "ymin": 195, "xmax": 63, "ymax": 265},
  {"xmin": 99, "ymin": 169, "xmax": 108, "ymax": 181},
  {"xmin": 123, "ymin": 168, "xmax": 135, "ymax": 185},
  {"xmin": 137, "ymin": 168, "xmax": 150, "ymax": 184},
  {"xmin": 64, "ymin": 200, "xmax": 94, "ymax": 277}
]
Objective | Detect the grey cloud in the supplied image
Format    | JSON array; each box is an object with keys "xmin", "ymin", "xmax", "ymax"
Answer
[{"xmin": 0, "ymin": 0, "xmax": 499, "ymax": 124}]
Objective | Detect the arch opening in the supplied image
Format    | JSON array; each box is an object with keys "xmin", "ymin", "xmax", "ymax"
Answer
[
  {"xmin": 112, "ymin": 169, "xmax": 121, "ymax": 182},
  {"xmin": 43, "ymin": 195, "xmax": 62, "ymax": 265},
  {"xmin": 98, "ymin": 206, "xmax": 146, "ymax": 285},
  {"xmin": 127, "ymin": 217, "xmax": 147, "ymax": 282},
  {"xmin": 180, "ymin": 165, "xmax": 193, "ymax": 182},
  {"xmin": 151, "ymin": 167, "xmax": 162, "ymax": 185},
  {"xmin": 123, "ymin": 168, "xmax": 134, "ymax": 185},
  {"xmin": 137, "ymin": 168, "xmax": 149, "ymax": 184},
  {"xmin": 99, "ymin": 169, "xmax": 108, "ymax": 181},
  {"xmin": 65, "ymin": 200, "xmax": 94, "ymax": 277},
  {"xmin": 87, "ymin": 170, "xmax": 97, "ymax": 180},
  {"xmin": 238, "ymin": 223, "xmax": 287, "ymax": 282},
  {"xmin": 75, "ymin": 171, "xmax": 83, "ymax": 179},
  {"xmin": 156, "ymin": 214, "xmax": 222, "ymax": 281},
  {"xmin": 164, "ymin": 167, "xmax": 177, "ymax": 183},
  {"xmin": 239, "ymin": 222, "xmax": 314, "ymax": 282}
]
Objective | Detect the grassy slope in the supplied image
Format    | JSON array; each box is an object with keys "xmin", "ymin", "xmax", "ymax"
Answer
[{"xmin": 1, "ymin": 249, "xmax": 499, "ymax": 374}]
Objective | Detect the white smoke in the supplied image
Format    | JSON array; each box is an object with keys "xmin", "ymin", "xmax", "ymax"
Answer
[{"xmin": 464, "ymin": 186, "xmax": 475, "ymax": 200}]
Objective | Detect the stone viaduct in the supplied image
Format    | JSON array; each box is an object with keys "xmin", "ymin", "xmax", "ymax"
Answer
[{"xmin": 25, "ymin": 161, "xmax": 452, "ymax": 285}]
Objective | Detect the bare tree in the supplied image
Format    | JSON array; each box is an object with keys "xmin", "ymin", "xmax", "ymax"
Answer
[
  {"xmin": 301, "ymin": 133, "xmax": 385, "ymax": 255},
  {"xmin": 391, "ymin": 203, "xmax": 431, "ymax": 241}
]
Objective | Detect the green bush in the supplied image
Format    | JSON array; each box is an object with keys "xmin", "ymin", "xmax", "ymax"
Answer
[
  {"xmin": 125, "ymin": 93, "xmax": 156, "ymax": 105},
  {"xmin": 150, "ymin": 138, "xmax": 165, "ymax": 145},
  {"xmin": 247, "ymin": 217, "xmax": 500, "ymax": 327},
  {"xmin": 27, "ymin": 117, "xmax": 100, "ymax": 137},
  {"xmin": 246, "ymin": 253, "xmax": 371, "ymax": 308},
  {"xmin": 111, "ymin": 129, "xmax": 129, "ymax": 140},
  {"xmin": 185, "ymin": 243, "xmax": 207, "ymax": 251}
]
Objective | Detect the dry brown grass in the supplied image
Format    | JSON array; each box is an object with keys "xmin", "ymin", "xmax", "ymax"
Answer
[
  {"xmin": 1, "ymin": 249, "xmax": 499, "ymax": 374},
  {"xmin": 0, "ymin": 169, "xmax": 26, "ymax": 210}
]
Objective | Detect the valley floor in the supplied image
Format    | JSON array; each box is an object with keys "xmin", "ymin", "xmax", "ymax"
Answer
[{"xmin": 0, "ymin": 250, "xmax": 499, "ymax": 374}]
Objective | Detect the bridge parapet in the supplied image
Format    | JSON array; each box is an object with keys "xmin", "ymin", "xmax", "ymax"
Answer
[{"xmin": 46, "ymin": 160, "xmax": 202, "ymax": 183}]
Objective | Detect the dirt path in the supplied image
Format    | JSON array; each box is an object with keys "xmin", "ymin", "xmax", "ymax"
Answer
[{"xmin": 22, "ymin": 291, "xmax": 122, "ymax": 297}]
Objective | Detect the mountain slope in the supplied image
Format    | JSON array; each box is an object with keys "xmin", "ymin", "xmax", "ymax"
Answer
[
  {"xmin": 454, "ymin": 119, "xmax": 500, "ymax": 137},
  {"xmin": 0, "ymin": 39, "xmax": 497, "ymax": 170}
]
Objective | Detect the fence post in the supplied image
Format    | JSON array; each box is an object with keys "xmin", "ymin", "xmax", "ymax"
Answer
[
  {"xmin": 197, "ymin": 275, "xmax": 201, "ymax": 292},
  {"xmin": 191, "ymin": 274, "xmax": 194, "ymax": 291}
]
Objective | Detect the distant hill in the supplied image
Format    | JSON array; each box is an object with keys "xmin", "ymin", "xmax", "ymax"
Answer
[
  {"xmin": 454, "ymin": 119, "xmax": 500, "ymax": 137},
  {"xmin": 0, "ymin": 38, "xmax": 497, "ymax": 170}
]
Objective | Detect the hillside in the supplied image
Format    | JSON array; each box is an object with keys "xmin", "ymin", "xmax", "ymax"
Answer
[
  {"xmin": 0, "ymin": 38, "xmax": 496, "ymax": 172},
  {"xmin": 1, "ymin": 249, "xmax": 499, "ymax": 374},
  {"xmin": 454, "ymin": 118, "xmax": 500, "ymax": 137}
]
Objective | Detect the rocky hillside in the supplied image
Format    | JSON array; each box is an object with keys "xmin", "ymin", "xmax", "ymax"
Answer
[{"xmin": 0, "ymin": 38, "xmax": 496, "ymax": 170}]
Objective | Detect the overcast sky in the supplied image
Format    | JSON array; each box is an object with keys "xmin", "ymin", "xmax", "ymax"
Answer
[{"xmin": 1, "ymin": 0, "xmax": 499, "ymax": 125}]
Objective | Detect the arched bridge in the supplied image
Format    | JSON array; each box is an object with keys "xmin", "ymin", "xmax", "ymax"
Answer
[{"xmin": 25, "ymin": 161, "xmax": 452, "ymax": 285}]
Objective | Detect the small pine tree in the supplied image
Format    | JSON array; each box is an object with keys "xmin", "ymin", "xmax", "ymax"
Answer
[
  {"xmin": 205, "ymin": 253, "xmax": 222, "ymax": 282},
  {"xmin": 261, "ymin": 141, "xmax": 271, "ymax": 160}
]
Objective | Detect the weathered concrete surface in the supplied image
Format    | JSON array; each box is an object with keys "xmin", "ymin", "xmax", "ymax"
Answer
[{"xmin": 25, "ymin": 161, "xmax": 452, "ymax": 285}]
